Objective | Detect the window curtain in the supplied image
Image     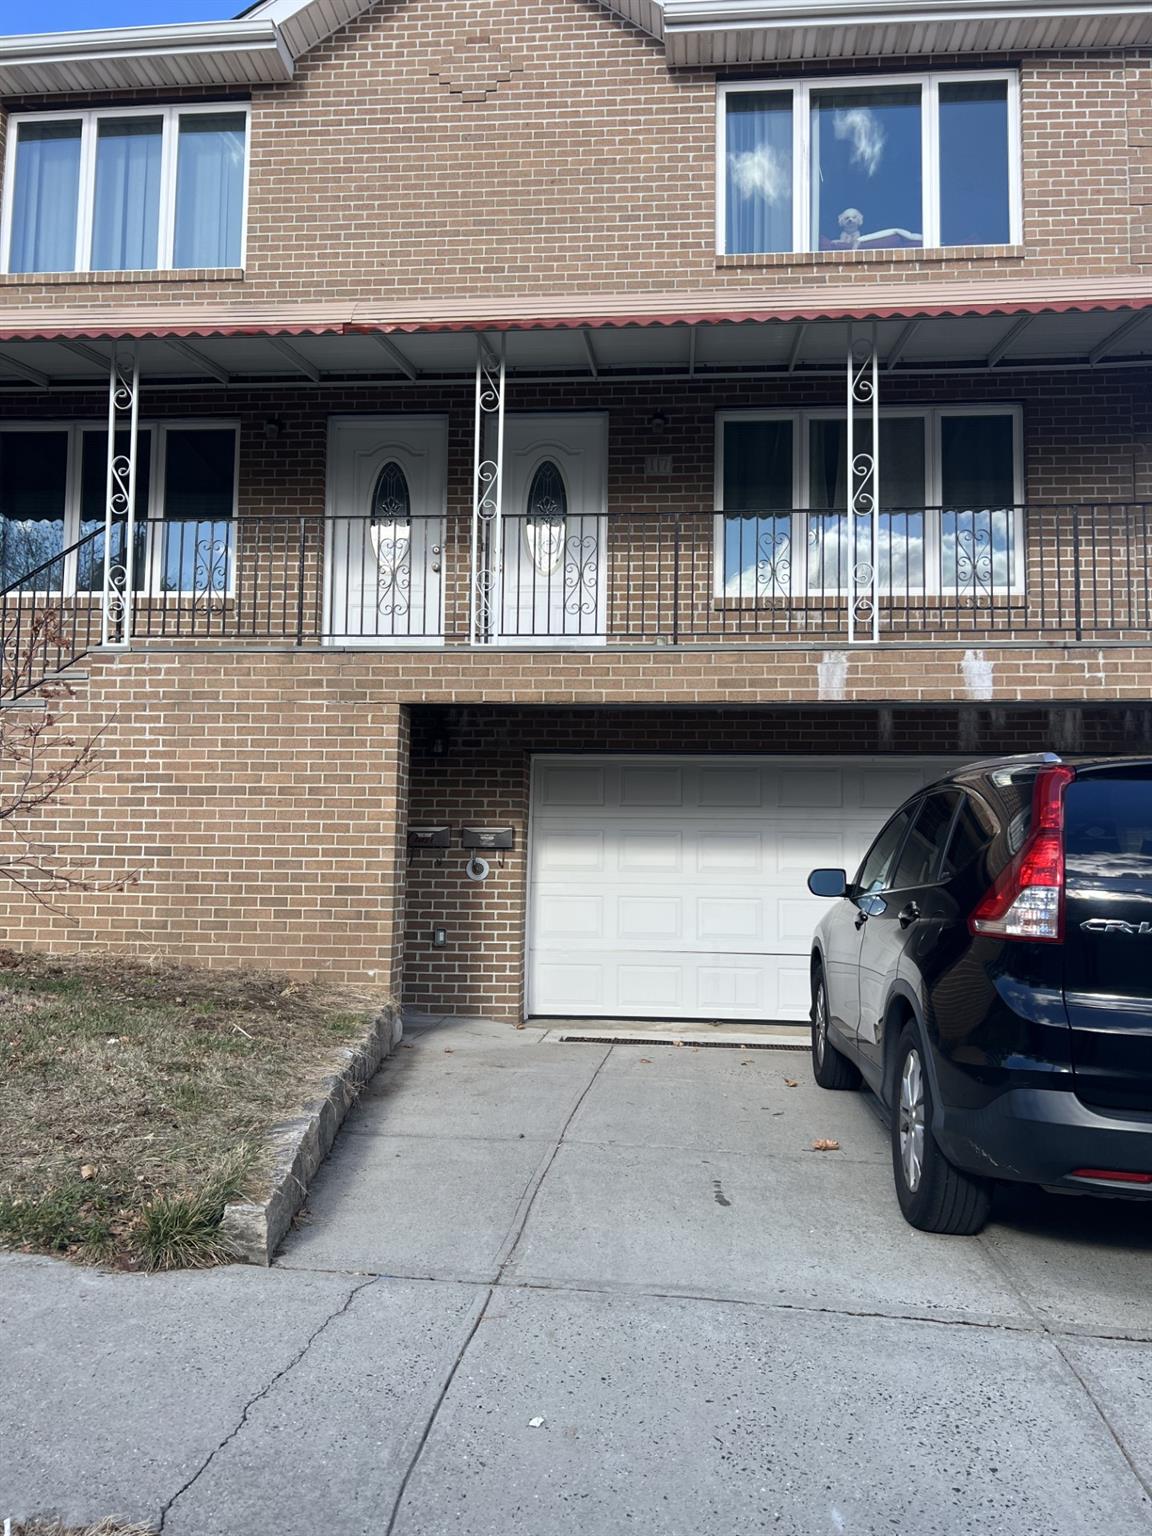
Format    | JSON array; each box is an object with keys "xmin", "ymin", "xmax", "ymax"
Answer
[
  {"xmin": 0, "ymin": 432, "xmax": 70, "ymax": 590},
  {"xmin": 722, "ymin": 419, "xmax": 793, "ymax": 597},
  {"xmin": 725, "ymin": 93, "xmax": 792, "ymax": 255},
  {"xmin": 77, "ymin": 430, "xmax": 153, "ymax": 593},
  {"xmin": 807, "ymin": 418, "xmax": 927, "ymax": 594},
  {"xmin": 9, "ymin": 123, "xmax": 81, "ymax": 275},
  {"xmin": 160, "ymin": 429, "xmax": 236, "ymax": 594},
  {"xmin": 173, "ymin": 114, "xmax": 246, "ymax": 269},
  {"xmin": 91, "ymin": 118, "xmax": 162, "ymax": 271},
  {"xmin": 940, "ymin": 414, "xmax": 1017, "ymax": 593}
]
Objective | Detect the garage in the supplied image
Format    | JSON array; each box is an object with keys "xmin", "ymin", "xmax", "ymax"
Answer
[{"xmin": 527, "ymin": 755, "xmax": 960, "ymax": 1022}]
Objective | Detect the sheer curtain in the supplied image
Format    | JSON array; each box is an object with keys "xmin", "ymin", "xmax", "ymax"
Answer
[
  {"xmin": 0, "ymin": 431, "xmax": 70, "ymax": 590},
  {"xmin": 9, "ymin": 123, "xmax": 81, "ymax": 274},
  {"xmin": 807, "ymin": 418, "xmax": 926, "ymax": 594},
  {"xmin": 725, "ymin": 93, "xmax": 792, "ymax": 255},
  {"xmin": 722, "ymin": 419, "xmax": 793, "ymax": 597},
  {"xmin": 91, "ymin": 118, "xmax": 162, "ymax": 271},
  {"xmin": 174, "ymin": 114, "xmax": 247, "ymax": 268}
]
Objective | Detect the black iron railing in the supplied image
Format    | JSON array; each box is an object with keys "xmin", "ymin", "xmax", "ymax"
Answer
[
  {"xmin": 2, "ymin": 505, "xmax": 1150, "ymax": 697},
  {"xmin": 0, "ymin": 525, "xmax": 110, "ymax": 700}
]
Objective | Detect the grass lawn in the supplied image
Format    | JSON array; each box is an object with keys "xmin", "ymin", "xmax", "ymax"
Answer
[{"xmin": 0, "ymin": 949, "xmax": 387, "ymax": 1271}]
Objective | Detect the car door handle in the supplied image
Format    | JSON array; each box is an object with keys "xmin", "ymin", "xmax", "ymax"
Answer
[
  {"xmin": 854, "ymin": 911, "xmax": 868, "ymax": 930},
  {"xmin": 898, "ymin": 902, "xmax": 921, "ymax": 928}
]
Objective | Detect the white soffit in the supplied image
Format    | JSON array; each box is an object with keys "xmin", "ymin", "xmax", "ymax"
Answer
[
  {"xmin": 0, "ymin": 21, "xmax": 293, "ymax": 96},
  {"xmin": 0, "ymin": 0, "xmax": 373, "ymax": 97},
  {"xmin": 599, "ymin": 0, "xmax": 1152, "ymax": 61}
]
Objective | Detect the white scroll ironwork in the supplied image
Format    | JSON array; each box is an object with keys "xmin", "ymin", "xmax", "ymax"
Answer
[
  {"xmin": 470, "ymin": 336, "xmax": 505, "ymax": 644},
  {"xmin": 101, "ymin": 343, "xmax": 141, "ymax": 648},
  {"xmin": 846, "ymin": 324, "xmax": 880, "ymax": 644}
]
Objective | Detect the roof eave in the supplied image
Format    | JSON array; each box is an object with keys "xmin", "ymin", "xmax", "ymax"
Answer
[
  {"xmin": 0, "ymin": 20, "xmax": 293, "ymax": 97},
  {"xmin": 595, "ymin": 0, "xmax": 1152, "ymax": 57}
]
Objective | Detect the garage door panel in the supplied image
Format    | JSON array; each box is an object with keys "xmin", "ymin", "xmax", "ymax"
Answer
[
  {"xmin": 529, "ymin": 756, "xmax": 961, "ymax": 1021},
  {"xmin": 618, "ymin": 896, "xmax": 682, "ymax": 940},
  {"xmin": 536, "ymin": 894, "xmax": 605, "ymax": 938},
  {"xmin": 618, "ymin": 831, "xmax": 683, "ymax": 872},
  {"xmin": 778, "ymin": 768, "xmax": 843, "ymax": 808},
  {"xmin": 537, "ymin": 765, "xmax": 607, "ymax": 807},
  {"xmin": 697, "ymin": 897, "xmax": 761, "ymax": 943},
  {"xmin": 695, "ymin": 831, "xmax": 761, "ymax": 873},
  {"xmin": 617, "ymin": 963, "xmax": 683, "ymax": 1007},
  {"xmin": 536, "ymin": 829, "xmax": 605, "ymax": 873},
  {"xmin": 697, "ymin": 766, "xmax": 763, "ymax": 807},
  {"xmin": 620, "ymin": 765, "xmax": 683, "ymax": 806}
]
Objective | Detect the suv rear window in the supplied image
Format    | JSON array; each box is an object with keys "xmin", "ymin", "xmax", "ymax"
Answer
[{"xmin": 1065, "ymin": 773, "xmax": 1152, "ymax": 859}]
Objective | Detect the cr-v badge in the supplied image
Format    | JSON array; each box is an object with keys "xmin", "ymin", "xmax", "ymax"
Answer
[{"xmin": 1080, "ymin": 918, "xmax": 1152, "ymax": 936}]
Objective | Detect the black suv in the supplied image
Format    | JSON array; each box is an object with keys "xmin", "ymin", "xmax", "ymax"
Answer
[{"xmin": 807, "ymin": 754, "xmax": 1152, "ymax": 1235}]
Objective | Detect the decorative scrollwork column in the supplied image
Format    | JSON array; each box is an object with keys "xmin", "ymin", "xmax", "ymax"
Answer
[
  {"xmin": 470, "ymin": 335, "xmax": 505, "ymax": 644},
  {"xmin": 846, "ymin": 324, "xmax": 880, "ymax": 644},
  {"xmin": 101, "ymin": 342, "xmax": 141, "ymax": 648}
]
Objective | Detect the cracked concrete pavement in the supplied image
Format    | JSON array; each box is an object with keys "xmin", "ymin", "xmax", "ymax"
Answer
[{"xmin": 3, "ymin": 1013, "xmax": 1152, "ymax": 1535}]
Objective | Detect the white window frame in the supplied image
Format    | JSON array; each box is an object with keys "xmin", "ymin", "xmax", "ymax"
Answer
[
  {"xmin": 713, "ymin": 404, "xmax": 1025, "ymax": 598},
  {"xmin": 716, "ymin": 71, "xmax": 1022, "ymax": 256},
  {"xmin": 0, "ymin": 419, "xmax": 240, "ymax": 597},
  {"xmin": 0, "ymin": 103, "xmax": 251, "ymax": 276}
]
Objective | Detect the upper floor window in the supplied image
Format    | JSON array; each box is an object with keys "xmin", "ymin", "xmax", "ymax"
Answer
[
  {"xmin": 719, "ymin": 72, "xmax": 1018, "ymax": 256},
  {"xmin": 1, "ymin": 104, "xmax": 249, "ymax": 276}
]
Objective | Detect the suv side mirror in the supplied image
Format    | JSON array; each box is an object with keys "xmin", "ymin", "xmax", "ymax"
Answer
[{"xmin": 808, "ymin": 868, "xmax": 848, "ymax": 898}]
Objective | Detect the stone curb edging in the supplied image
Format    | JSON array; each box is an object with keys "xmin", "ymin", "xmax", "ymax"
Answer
[{"xmin": 219, "ymin": 1003, "xmax": 403, "ymax": 1266}]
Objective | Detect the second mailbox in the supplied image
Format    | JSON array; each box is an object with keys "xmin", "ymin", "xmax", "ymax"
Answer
[{"xmin": 461, "ymin": 827, "xmax": 515, "ymax": 851}]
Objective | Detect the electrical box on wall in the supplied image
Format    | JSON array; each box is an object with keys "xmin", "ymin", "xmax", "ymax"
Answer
[
  {"xmin": 408, "ymin": 826, "xmax": 452, "ymax": 850},
  {"xmin": 461, "ymin": 827, "xmax": 515, "ymax": 851}
]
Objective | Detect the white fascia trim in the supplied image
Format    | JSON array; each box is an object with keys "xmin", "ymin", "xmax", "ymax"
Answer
[
  {"xmin": 663, "ymin": 0, "xmax": 1152, "ymax": 28},
  {"xmin": 0, "ymin": 19, "xmax": 294, "ymax": 88}
]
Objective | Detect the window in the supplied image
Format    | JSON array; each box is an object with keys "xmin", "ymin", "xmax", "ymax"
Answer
[
  {"xmin": 855, "ymin": 806, "xmax": 915, "ymax": 895},
  {"xmin": 891, "ymin": 792, "xmax": 959, "ymax": 890},
  {"xmin": 2, "ymin": 105, "xmax": 249, "ymax": 275},
  {"xmin": 0, "ymin": 423, "xmax": 237, "ymax": 597},
  {"xmin": 720, "ymin": 72, "xmax": 1018, "ymax": 255},
  {"xmin": 525, "ymin": 460, "xmax": 568, "ymax": 575},
  {"xmin": 940, "ymin": 793, "xmax": 995, "ymax": 879},
  {"xmin": 716, "ymin": 406, "xmax": 1021, "ymax": 599}
]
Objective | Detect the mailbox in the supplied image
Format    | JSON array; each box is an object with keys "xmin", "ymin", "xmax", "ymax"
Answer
[
  {"xmin": 407, "ymin": 825, "xmax": 451, "ymax": 850},
  {"xmin": 461, "ymin": 826, "xmax": 515, "ymax": 851}
]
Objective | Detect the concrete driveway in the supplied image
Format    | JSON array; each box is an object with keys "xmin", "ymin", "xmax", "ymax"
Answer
[{"xmin": 3, "ymin": 1014, "xmax": 1152, "ymax": 1536}]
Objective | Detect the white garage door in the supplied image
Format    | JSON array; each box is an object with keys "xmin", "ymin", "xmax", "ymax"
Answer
[{"xmin": 528, "ymin": 755, "xmax": 961, "ymax": 1022}]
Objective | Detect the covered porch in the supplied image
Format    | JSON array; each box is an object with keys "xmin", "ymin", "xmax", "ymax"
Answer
[{"xmin": 2, "ymin": 284, "xmax": 1152, "ymax": 693}]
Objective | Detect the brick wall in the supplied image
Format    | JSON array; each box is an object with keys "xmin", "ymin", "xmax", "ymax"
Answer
[
  {"xmin": 0, "ymin": 657, "xmax": 411, "ymax": 993},
  {"xmin": 2, "ymin": 650, "xmax": 1151, "ymax": 1003},
  {"xmin": 1, "ymin": 0, "xmax": 1151, "ymax": 309}
]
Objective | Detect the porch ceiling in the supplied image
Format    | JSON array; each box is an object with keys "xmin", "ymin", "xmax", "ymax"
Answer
[{"xmin": 2, "ymin": 291, "xmax": 1152, "ymax": 391}]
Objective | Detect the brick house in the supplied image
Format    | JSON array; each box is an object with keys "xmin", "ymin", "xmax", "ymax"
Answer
[{"xmin": 0, "ymin": 0, "xmax": 1150, "ymax": 1024}]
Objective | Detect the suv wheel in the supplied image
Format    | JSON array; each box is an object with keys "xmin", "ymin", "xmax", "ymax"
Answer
[
  {"xmin": 891, "ymin": 1024, "xmax": 992, "ymax": 1235},
  {"xmin": 811, "ymin": 968, "xmax": 861, "ymax": 1091}
]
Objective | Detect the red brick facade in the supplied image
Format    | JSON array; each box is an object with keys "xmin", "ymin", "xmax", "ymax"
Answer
[{"xmin": 1, "ymin": 0, "xmax": 1151, "ymax": 1011}]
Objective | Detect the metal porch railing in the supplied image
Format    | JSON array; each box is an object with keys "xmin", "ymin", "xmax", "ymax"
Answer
[{"xmin": 2, "ymin": 504, "xmax": 1151, "ymax": 697}]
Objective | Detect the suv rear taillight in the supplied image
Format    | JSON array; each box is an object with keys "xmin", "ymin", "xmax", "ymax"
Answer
[{"xmin": 969, "ymin": 765, "xmax": 1075, "ymax": 943}]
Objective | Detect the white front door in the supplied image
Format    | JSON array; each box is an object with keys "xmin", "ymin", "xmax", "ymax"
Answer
[
  {"xmin": 528, "ymin": 755, "xmax": 963, "ymax": 1022},
  {"xmin": 499, "ymin": 414, "xmax": 606, "ymax": 642},
  {"xmin": 326, "ymin": 416, "xmax": 446, "ymax": 643}
]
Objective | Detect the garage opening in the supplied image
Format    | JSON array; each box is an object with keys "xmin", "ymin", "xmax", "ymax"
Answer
[{"xmin": 527, "ymin": 755, "xmax": 959, "ymax": 1023}]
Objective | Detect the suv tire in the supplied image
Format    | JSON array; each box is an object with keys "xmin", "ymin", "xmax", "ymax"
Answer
[
  {"xmin": 891, "ymin": 1023, "xmax": 992, "ymax": 1235},
  {"xmin": 811, "ymin": 967, "xmax": 861, "ymax": 1091}
]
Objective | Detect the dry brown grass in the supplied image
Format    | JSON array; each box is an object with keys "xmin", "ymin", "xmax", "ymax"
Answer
[
  {"xmin": 0, "ymin": 949, "xmax": 387, "ymax": 1270},
  {"xmin": 12, "ymin": 1521, "xmax": 157, "ymax": 1536}
]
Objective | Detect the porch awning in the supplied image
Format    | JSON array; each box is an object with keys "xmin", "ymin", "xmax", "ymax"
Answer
[{"xmin": 2, "ymin": 276, "xmax": 1152, "ymax": 386}]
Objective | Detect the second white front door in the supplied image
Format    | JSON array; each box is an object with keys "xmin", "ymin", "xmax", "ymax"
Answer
[
  {"xmin": 326, "ymin": 416, "xmax": 447, "ymax": 643},
  {"xmin": 499, "ymin": 414, "xmax": 607, "ymax": 641}
]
